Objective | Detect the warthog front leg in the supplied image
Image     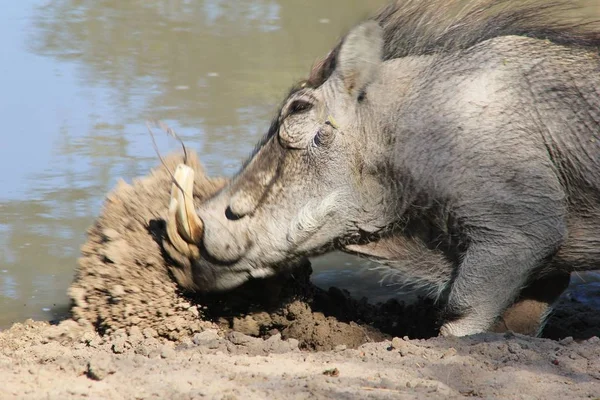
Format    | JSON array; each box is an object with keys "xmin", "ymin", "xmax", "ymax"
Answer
[{"xmin": 439, "ymin": 223, "xmax": 566, "ymax": 337}]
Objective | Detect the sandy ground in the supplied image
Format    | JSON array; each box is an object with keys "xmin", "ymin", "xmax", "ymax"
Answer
[
  {"xmin": 1, "ymin": 319, "xmax": 599, "ymax": 400},
  {"xmin": 1, "ymin": 151, "xmax": 599, "ymax": 399}
]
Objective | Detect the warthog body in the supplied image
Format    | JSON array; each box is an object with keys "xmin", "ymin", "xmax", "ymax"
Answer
[{"xmin": 165, "ymin": 0, "xmax": 600, "ymax": 337}]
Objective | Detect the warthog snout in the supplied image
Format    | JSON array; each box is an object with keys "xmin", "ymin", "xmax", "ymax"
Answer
[
  {"xmin": 166, "ymin": 164, "xmax": 251, "ymax": 266},
  {"xmin": 198, "ymin": 160, "xmax": 279, "ymax": 263},
  {"xmin": 226, "ymin": 190, "xmax": 257, "ymax": 220},
  {"xmin": 196, "ymin": 193, "xmax": 253, "ymax": 264}
]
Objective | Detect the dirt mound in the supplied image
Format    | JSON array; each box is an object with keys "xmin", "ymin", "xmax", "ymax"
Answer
[{"xmin": 69, "ymin": 152, "xmax": 227, "ymax": 340}]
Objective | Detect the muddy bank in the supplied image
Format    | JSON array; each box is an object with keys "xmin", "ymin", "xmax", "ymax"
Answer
[{"xmin": 1, "ymin": 151, "xmax": 599, "ymax": 399}]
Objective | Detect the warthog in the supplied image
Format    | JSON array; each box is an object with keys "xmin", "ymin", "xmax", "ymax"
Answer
[{"xmin": 164, "ymin": 0, "xmax": 600, "ymax": 337}]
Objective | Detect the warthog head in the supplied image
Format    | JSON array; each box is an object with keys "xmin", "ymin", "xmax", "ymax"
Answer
[{"xmin": 166, "ymin": 22, "xmax": 397, "ymax": 292}]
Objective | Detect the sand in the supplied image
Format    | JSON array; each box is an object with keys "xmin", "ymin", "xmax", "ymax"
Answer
[{"xmin": 1, "ymin": 151, "xmax": 598, "ymax": 399}]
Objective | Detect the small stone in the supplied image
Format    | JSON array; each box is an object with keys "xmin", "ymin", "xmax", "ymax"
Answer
[
  {"xmin": 112, "ymin": 328, "xmax": 128, "ymax": 340},
  {"xmin": 231, "ymin": 316, "xmax": 260, "ymax": 337},
  {"xmin": 79, "ymin": 331, "xmax": 97, "ymax": 345},
  {"xmin": 265, "ymin": 333, "xmax": 282, "ymax": 343},
  {"xmin": 160, "ymin": 345, "xmax": 176, "ymax": 359},
  {"xmin": 142, "ymin": 328, "xmax": 158, "ymax": 339},
  {"xmin": 391, "ymin": 337, "xmax": 410, "ymax": 356},
  {"xmin": 559, "ymin": 337, "xmax": 574, "ymax": 345},
  {"xmin": 109, "ymin": 285, "xmax": 126, "ymax": 302},
  {"xmin": 112, "ymin": 339, "xmax": 127, "ymax": 354},
  {"xmin": 507, "ymin": 342, "xmax": 521, "ymax": 354},
  {"xmin": 334, "ymin": 344, "xmax": 347, "ymax": 352},
  {"xmin": 87, "ymin": 356, "xmax": 116, "ymax": 381},
  {"xmin": 134, "ymin": 344, "xmax": 152, "ymax": 357},
  {"xmin": 441, "ymin": 347, "xmax": 457, "ymax": 359},
  {"xmin": 264, "ymin": 334, "xmax": 298, "ymax": 354},
  {"xmin": 390, "ymin": 337, "xmax": 404, "ymax": 350},
  {"xmin": 128, "ymin": 326, "xmax": 142, "ymax": 338},
  {"xmin": 227, "ymin": 331, "xmax": 257, "ymax": 346},
  {"xmin": 286, "ymin": 338, "xmax": 300, "ymax": 351},
  {"xmin": 193, "ymin": 330, "xmax": 220, "ymax": 345},
  {"xmin": 148, "ymin": 349, "xmax": 162, "ymax": 359}
]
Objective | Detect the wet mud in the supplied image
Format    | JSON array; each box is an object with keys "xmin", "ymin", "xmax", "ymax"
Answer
[{"xmin": 1, "ymin": 151, "xmax": 599, "ymax": 399}]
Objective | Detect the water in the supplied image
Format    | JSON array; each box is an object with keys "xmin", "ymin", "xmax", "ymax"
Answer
[
  {"xmin": 1, "ymin": 0, "xmax": 599, "ymax": 329},
  {"xmin": 0, "ymin": 0, "xmax": 404, "ymax": 329}
]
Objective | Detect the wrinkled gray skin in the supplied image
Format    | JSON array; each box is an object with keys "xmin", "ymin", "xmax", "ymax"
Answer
[{"xmin": 169, "ymin": 12, "xmax": 600, "ymax": 336}]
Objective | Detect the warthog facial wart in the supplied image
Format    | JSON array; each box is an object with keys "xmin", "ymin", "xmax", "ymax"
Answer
[{"xmin": 287, "ymin": 190, "xmax": 342, "ymax": 245}]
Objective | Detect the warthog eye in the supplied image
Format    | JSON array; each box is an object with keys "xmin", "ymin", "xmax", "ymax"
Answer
[{"xmin": 289, "ymin": 99, "xmax": 313, "ymax": 115}]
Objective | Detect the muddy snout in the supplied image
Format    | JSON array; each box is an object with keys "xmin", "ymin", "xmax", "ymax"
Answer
[
  {"xmin": 196, "ymin": 197, "xmax": 252, "ymax": 264},
  {"xmin": 165, "ymin": 164, "xmax": 251, "ymax": 267}
]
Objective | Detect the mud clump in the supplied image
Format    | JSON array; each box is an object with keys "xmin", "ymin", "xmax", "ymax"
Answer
[{"xmin": 69, "ymin": 151, "xmax": 228, "ymax": 341}]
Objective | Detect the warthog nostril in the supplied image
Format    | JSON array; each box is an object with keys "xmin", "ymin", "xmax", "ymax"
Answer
[
  {"xmin": 227, "ymin": 190, "xmax": 257, "ymax": 220},
  {"xmin": 225, "ymin": 205, "xmax": 243, "ymax": 221}
]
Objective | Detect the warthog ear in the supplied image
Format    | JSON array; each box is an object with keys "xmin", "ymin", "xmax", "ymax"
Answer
[{"xmin": 337, "ymin": 21, "xmax": 383, "ymax": 99}]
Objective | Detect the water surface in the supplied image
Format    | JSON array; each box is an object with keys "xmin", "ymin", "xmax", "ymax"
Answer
[
  {"xmin": 1, "ymin": 0, "xmax": 599, "ymax": 329},
  {"xmin": 0, "ymin": 0, "xmax": 403, "ymax": 328}
]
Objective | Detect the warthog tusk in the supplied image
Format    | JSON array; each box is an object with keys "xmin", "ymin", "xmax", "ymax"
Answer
[
  {"xmin": 167, "ymin": 164, "xmax": 204, "ymax": 251},
  {"xmin": 167, "ymin": 196, "xmax": 192, "ymax": 256}
]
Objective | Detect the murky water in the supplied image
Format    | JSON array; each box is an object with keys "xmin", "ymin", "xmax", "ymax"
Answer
[{"xmin": 1, "ymin": 0, "xmax": 599, "ymax": 329}]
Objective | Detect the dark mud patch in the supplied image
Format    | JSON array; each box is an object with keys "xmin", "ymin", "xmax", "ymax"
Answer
[
  {"xmin": 544, "ymin": 295, "xmax": 600, "ymax": 340},
  {"xmin": 187, "ymin": 259, "xmax": 442, "ymax": 350},
  {"xmin": 68, "ymin": 151, "xmax": 600, "ymax": 351}
]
